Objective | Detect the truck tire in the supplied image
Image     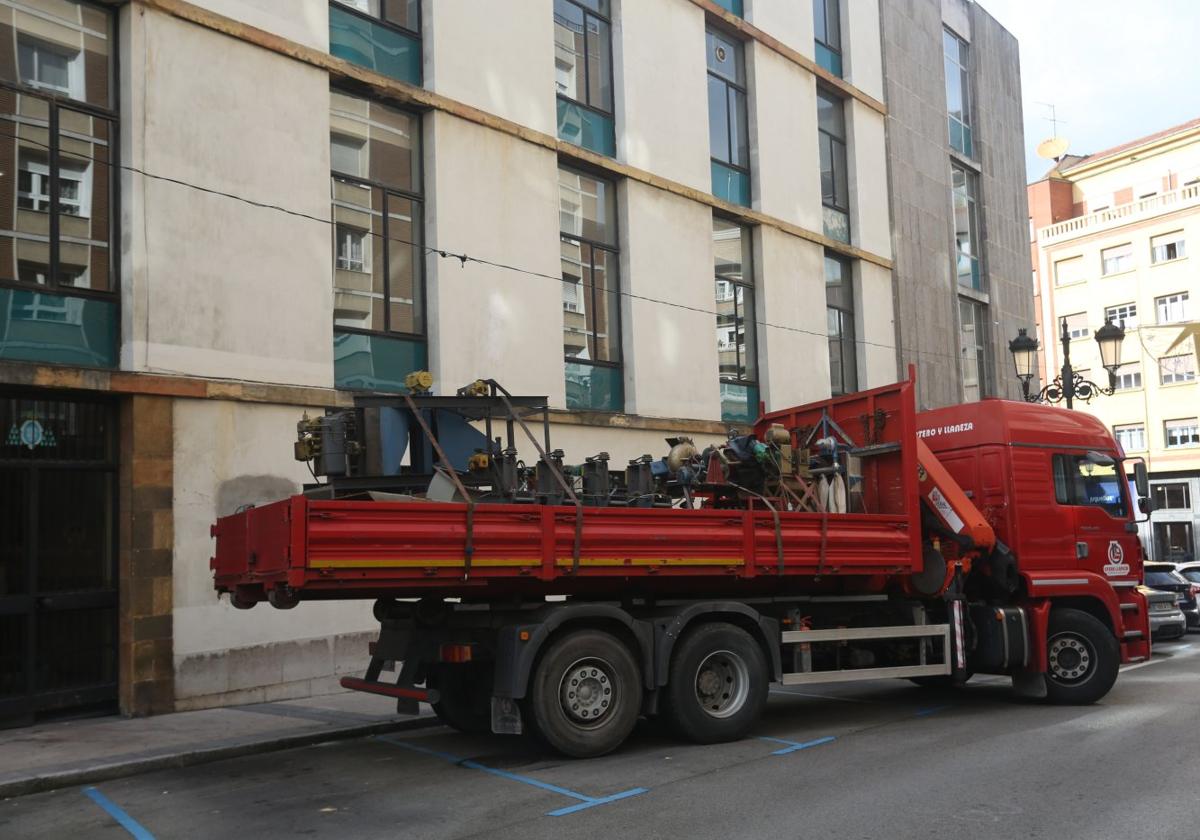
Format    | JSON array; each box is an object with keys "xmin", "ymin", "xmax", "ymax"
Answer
[
  {"xmin": 527, "ymin": 630, "xmax": 641, "ymax": 758},
  {"xmin": 662, "ymin": 623, "xmax": 768, "ymax": 744},
  {"xmin": 428, "ymin": 663, "xmax": 492, "ymax": 735},
  {"xmin": 1044, "ymin": 608, "xmax": 1119, "ymax": 705}
]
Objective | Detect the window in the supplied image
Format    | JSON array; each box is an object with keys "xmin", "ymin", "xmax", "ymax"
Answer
[
  {"xmin": 1166, "ymin": 419, "xmax": 1200, "ymax": 449},
  {"xmin": 826, "ymin": 252, "xmax": 857, "ymax": 396},
  {"xmin": 1054, "ymin": 256, "xmax": 1084, "ymax": 287},
  {"xmin": 1114, "ymin": 424, "xmax": 1146, "ymax": 452},
  {"xmin": 813, "ymin": 0, "xmax": 842, "ymax": 76},
  {"xmin": 554, "ymin": 0, "xmax": 614, "ymax": 156},
  {"xmin": 17, "ymin": 151, "xmax": 90, "ymax": 217},
  {"xmin": 1051, "ymin": 454, "xmax": 1127, "ymax": 517},
  {"xmin": 1154, "ymin": 483, "xmax": 1191, "ymax": 510},
  {"xmin": 1105, "ymin": 302, "xmax": 1137, "ymax": 330},
  {"xmin": 1151, "ymin": 231, "xmax": 1186, "ymax": 264},
  {"xmin": 713, "ymin": 217, "xmax": 757, "ymax": 422},
  {"xmin": 1159, "ymin": 355, "xmax": 1196, "ymax": 385},
  {"xmin": 1154, "ymin": 522, "xmax": 1194, "ymax": 564},
  {"xmin": 329, "ymin": 0, "xmax": 421, "ymax": 85},
  {"xmin": 959, "ymin": 297, "xmax": 989, "ymax": 401},
  {"xmin": 951, "ymin": 165, "xmax": 981, "ymax": 289},
  {"xmin": 329, "ymin": 89, "xmax": 424, "ymax": 390},
  {"xmin": 818, "ymin": 90, "xmax": 849, "ymax": 243},
  {"xmin": 707, "ymin": 28, "xmax": 750, "ymax": 206},
  {"xmin": 943, "ymin": 29, "xmax": 972, "ymax": 156},
  {"xmin": 560, "ymin": 165, "xmax": 621, "ymax": 412},
  {"xmin": 1101, "ymin": 243, "xmax": 1132, "ymax": 275},
  {"xmin": 1060, "ymin": 312, "xmax": 1089, "ymax": 341},
  {"xmin": 1157, "ymin": 292, "xmax": 1190, "ymax": 324},
  {"xmin": 1113, "ymin": 363, "xmax": 1141, "ymax": 391}
]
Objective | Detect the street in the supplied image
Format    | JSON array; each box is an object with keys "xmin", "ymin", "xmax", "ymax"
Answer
[{"xmin": 2, "ymin": 638, "xmax": 1197, "ymax": 840}]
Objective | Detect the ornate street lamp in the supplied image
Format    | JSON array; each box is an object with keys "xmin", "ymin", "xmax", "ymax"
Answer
[{"xmin": 1009, "ymin": 318, "xmax": 1126, "ymax": 409}]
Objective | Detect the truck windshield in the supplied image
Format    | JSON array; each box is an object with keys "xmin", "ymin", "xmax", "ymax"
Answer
[{"xmin": 1052, "ymin": 454, "xmax": 1127, "ymax": 518}]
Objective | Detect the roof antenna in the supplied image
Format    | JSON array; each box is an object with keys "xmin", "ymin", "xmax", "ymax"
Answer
[{"xmin": 1035, "ymin": 102, "xmax": 1069, "ymax": 163}]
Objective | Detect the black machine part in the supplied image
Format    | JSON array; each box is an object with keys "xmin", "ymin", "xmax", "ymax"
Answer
[{"xmin": 968, "ymin": 604, "xmax": 1030, "ymax": 673}]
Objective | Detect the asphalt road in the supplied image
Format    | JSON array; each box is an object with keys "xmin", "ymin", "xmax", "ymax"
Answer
[{"xmin": 3, "ymin": 638, "xmax": 1198, "ymax": 840}]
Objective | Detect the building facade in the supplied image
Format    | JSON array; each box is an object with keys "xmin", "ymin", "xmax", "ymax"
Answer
[
  {"xmin": 0, "ymin": 0, "xmax": 908, "ymax": 725},
  {"xmin": 880, "ymin": 0, "xmax": 1031, "ymax": 410},
  {"xmin": 1029, "ymin": 118, "xmax": 1200, "ymax": 565}
]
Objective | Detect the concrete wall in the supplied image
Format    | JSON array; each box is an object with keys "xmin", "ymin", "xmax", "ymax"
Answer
[
  {"xmin": 120, "ymin": 8, "xmax": 333, "ymax": 387},
  {"xmin": 189, "ymin": 0, "xmax": 329, "ymax": 51},
  {"xmin": 969, "ymin": 4, "xmax": 1032, "ymax": 402},
  {"xmin": 172, "ymin": 399, "xmax": 380, "ymax": 709},
  {"xmin": 881, "ymin": 0, "xmax": 1031, "ymax": 408}
]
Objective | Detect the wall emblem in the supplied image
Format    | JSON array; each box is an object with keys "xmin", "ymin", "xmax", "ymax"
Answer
[{"xmin": 5, "ymin": 418, "xmax": 57, "ymax": 451}]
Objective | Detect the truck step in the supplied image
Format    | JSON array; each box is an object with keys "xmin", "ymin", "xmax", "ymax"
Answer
[{"xmin": 341, "ymin": 676, "xmax": 439, "ymax": 704}]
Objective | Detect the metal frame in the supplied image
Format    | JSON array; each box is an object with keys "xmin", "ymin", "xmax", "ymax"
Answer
[
  {"xmin": 705, "ymin": 26, "xmax": 751, "ymax": 185},
  {"xmin": 779, "ymin": 623, "xmax": 951, "ymax": 685},
  {"xmin": 0, "ymin": 388, "xmax": 118, "ymax": 727},
  {"xmin": 328, "ymin": 86, "xmax": 427, "ymax": 349},
  {"xmin": 713, "ymin": 215, "xmax": 758, "ymax": 415},
  {"xmin": 812, "ymin": 0, "xmax": 842, "ymax": 68},
  {"xmin": 329, "ymin": 0, "xmax": 423, "ymax": 86},
  {"xmin": 558, "ymin": 162, "xmax": 623, "ymax": 410},
  {"xmin": 553, "ymin": 0, "xmax": 616, "ymax": 130},
  {"xmin": 816, "ymin": 87, "xmax": 850, "ymax": 223}
]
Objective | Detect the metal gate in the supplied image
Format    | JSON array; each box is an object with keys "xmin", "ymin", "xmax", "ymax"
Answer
[{"xmin": 0, "ymin": 391, "xmax": 118, "ymax": 728}]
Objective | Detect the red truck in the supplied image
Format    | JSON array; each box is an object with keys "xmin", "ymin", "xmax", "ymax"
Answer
[{"xmin": 211, "ymin": 373, "xmax": 1153, "ymax": 757}]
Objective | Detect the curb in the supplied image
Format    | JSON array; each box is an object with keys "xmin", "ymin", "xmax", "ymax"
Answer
[{"xmin": 0, "ymin": 715, "xmax": 441, "ymax": 800}]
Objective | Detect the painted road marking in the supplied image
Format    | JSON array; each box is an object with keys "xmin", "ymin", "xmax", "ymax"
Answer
[
  {"xmin": 378, "ymin": 736, "xmax": 647, "ymax": 817},
  {"xmin": 915, "ymin": 705, "xmax": 952, "ymax": 717},
  {"xmin": 82, "ymin": 787, "xmax": 155, "ymax": 840},
  {"xmin": 757, "ymin": 734, "xmax": 837, "ymax": 756},
  {"xmin": 1122, "ymin": 643, "xmax": 1196, "ymax": 673}
]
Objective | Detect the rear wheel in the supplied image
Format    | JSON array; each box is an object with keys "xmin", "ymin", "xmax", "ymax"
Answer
[
  {"xmin": 1044, "ymin": 608, "xmax": 1119, "ymax": 705},
  {"xmin": 428, "ymin": 663, "xmax": 493, "ymax": 734},
  {"xmin": 527, "ymin": 630, "xmax": 641, "ymax": 758},
  {"xmin": 662, "ymin": 623, "xmax": 768, "ymax": 744}
]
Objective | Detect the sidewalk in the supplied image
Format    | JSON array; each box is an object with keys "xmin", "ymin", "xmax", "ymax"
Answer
[{"xmin": 0, "ymin": 690, "xmax": 436, "ymax": 799}]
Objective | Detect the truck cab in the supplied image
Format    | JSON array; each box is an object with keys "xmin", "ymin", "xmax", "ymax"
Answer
[{"xmin": 918, "ymin": 399, "xmax": 1152, "ymax": 673}]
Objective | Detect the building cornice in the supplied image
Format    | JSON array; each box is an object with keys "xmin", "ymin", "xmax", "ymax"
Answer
[{"xmin": 133, "ymin": 0, "xmax": 892, "ymax": 270}]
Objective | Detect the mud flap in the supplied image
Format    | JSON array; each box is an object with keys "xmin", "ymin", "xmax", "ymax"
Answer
[
  {"xmin": 491, "ymin": 696, "xmax": 523, "ymax": 735},
  {"xmin": 1012, "ymin": 671, "xmax": 1047, "ymax": 699}
]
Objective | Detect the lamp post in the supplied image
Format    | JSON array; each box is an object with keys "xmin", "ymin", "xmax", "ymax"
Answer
[{"xmin": 1009, "ymin": 318, "xmax": 1126, "ymax": 409}]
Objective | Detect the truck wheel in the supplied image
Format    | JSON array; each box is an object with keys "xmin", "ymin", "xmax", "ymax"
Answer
[
  {"xmin": 428, "ymin": 663, "xmax": 492, "ymax": 735},
  {"xmin": 527, "ymin": 630, "xmax": 641, "ymax": 758},
  {"xmin": 663, "ymin": 623, "xmax": 768, "ymax": 744},
  {"xmin": 1044, "ymin": 608, "xmax": 1119, "ymax": 705}
]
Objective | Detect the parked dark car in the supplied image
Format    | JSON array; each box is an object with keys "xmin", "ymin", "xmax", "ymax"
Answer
[{"xmin": 1145, "ymin": 563, "xmax": 1199, "ymax": 630}]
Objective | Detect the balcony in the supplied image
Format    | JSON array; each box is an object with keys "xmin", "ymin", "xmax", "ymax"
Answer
[{"xmin": 1040, "ymin": 182, "xmax": 1200, "ymax": 245}]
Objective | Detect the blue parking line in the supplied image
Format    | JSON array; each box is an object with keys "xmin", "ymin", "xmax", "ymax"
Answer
[
  {"xmin": 379, "ymin": 735, "xmax": 647, "ymax": 816},
  {"xmin": 915, "ymin": 705, "xmax": 951, "ymax": 717},
  {"xmin": 757, "ymin": 734, "xmax": 837, "ymax": 755},
  {"xmin": 82, "ymin": 787, "xmax": 156, "ymax": 840}
]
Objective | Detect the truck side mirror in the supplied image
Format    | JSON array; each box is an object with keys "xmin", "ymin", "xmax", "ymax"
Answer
[
  {"xmin": 1133, "ymin": 462, "xmax": 1149, "ymax": 498},
  {"xmin": 1138, "ymin": 496, "xmax": 1155, "ymax": 515}
]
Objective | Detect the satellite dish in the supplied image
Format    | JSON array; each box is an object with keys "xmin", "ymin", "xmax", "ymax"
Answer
[{"xmin": 1036, "ymin": 137, "xmax": 1070, "ymax": 161}]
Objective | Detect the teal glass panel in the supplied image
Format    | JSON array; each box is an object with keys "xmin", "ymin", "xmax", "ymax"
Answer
[
  {"xmin": 0, "ymin": 289, "xmax": 116, "ymax": 368},
  {"xmin": 329, "ymin": 4, "xmax": 421, "ymax": 85},
  {"xmin": 556, "ymin": 98, "xmax": 616, "ymax": 157},
  {"xmin": 823, "ymin": 206, "xmax": 850, "ymax": 243},
  {"xmin": 565, "ymin": 362, "xmax": 622, "ymax": 412},
  {"xmin": 961, "ymin": 124, "xmax": 973, "ymax": 158},
  {"xmin": 957, "ymin": 255, "xmax": 981, "ymax": 290},
  {"xmin": 712, "ymin": 0, "xmax": 743, "ymax": 16},
  {"xmin": 334, "ymin": 330, "xmax": 428, "ymax": 391},
  {"xmin": 711, "ymin": 160, "xmax": 750, "ymax": 207},
  {"xmin": 720, "ymin": 381, "xmax": 758, "ymax": 424},
  {"xmin": 815, "ymin": 43, "xmax": 842, "ymax": 77}
]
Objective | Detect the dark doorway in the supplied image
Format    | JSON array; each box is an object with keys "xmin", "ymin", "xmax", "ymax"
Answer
[{"xmin": 0, "ymin": 391, "xmax": 117, "ymax": 728}]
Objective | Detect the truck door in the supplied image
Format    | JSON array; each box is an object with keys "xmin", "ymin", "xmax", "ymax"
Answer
[{"xmin": 1050, "ymin": 452, "xmax": 1137, "ymax": 582}]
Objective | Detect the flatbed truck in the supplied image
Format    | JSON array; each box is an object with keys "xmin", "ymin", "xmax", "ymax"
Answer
[{"xmin": 211, "ymin": 373, "xmax": 1154, "ymax": 757}]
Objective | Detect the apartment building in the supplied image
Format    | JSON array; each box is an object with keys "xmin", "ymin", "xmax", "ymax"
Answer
[
  {"xmin": 881, "ymin": 0, "xmax": 1031, "ymax": 409},
  {"xmin": 1029, "ymin": 118, "xmax": 1200, "ymax": 564},
  {"xmin": 0, "ymin": 0, "xmax": 1027, "ymax": 726}
]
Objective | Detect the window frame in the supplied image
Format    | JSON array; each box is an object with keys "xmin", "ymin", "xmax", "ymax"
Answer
[
  {"xmin": 1104, "ymin": 302, "xmax": 1137, "ymax": 330},
  {"xmin": 817, "ymin": 88, "xmax": 849, "ymax": 215},
  {"xmin": 1150, "ymin": 231, "xmax": 1186, "ymax": 264},
  {"xmin": 1051, "ymin": 453, "xmax": 1128, "ymax": 518},
  {"xmin": 330, "ymin": 0, "xmax": 421, "ymax": 38},
  {"xmin": 553, "ymin": 0, "xmax": 614, "ymax": 121},
  {"xmin": 713, "ymin": 215, "xmax": 757, "ymax": 400},
  {"xmin": 1165, "ymin": 418, "xmax": 1200, "ymax": 449},
  {"xmin": 825, "ymin": 251, "xmax": 857, "ymax": 396},
  {"xmin": 1112, "ymin": 362, "xmax": 1142, "ymax": 391},
  {"xmin": 1059, "ymin": 311, "xmax": 1089, "ymax": 341},
  {"xmin": 1153, "ymin": 482, "xmax": 1191, "ymax": 511},
  {"xmin": 1100, "ymin": 242, "xmax": 1133, "ymax": 276},
  {"xmin": 1159, "ymin": 354, "xmax": 1196, "ymax": 386},
  {"xmin": 812, "ymin": 0, "xmax": 842, "ymax": 75},
  {"xmin": 951, "ymin": 164, "xmax": 982, "ymax": 291},
  {"xmin": 328, "ymin": 87, "xmax": 425, "ymax": 342},
  {"xmin": 1113, "ymin": 423, "xmax": 1146, "ymax": 453},
  {"xmin": 1156, "ymin": 291, "xmax": 1189, "ymax": 324},
  {"xmin": 958, "ymin": 296, "xmax": 990, "ymax": 401},
  {"xmin": 558, "ymin": 163, "xmax": 622, "ymax": 411},
  {"xmin": 943, "ymin": 28, "xmax": 972, "ymax": 157},
  {"xmin": 706, "ymin": 27, "xmax": 750, "ymax": 178},
  {"xmin": 0, "ymin": 86, "xmax": 118, "ymax": 300}
]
